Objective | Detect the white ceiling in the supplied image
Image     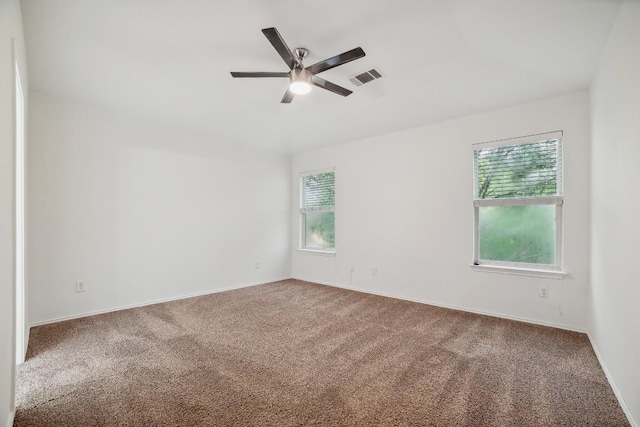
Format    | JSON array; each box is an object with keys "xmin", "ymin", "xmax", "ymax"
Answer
[{"xmin": 21, "ymin": 0, "xmax": 622, "ymax": 154}]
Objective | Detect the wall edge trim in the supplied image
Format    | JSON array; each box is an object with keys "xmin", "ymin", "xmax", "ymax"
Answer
[
  {"xmin": 587, "ymin": 333, "xmax": 638, "ymax": 427},
  {"xmin": 292, "ymin": 276, "xmax": 586, "ymax": 333}
]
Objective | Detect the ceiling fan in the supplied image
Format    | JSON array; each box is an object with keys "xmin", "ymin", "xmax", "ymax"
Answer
[{"xmin": 230, "ymin": 27, "xmax": 366, "ymax": 103}]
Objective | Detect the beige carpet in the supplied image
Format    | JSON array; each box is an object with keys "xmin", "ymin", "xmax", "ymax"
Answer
[{"xmin": 15, "ymin": 279, "xmax": 629, "ymax": 426}]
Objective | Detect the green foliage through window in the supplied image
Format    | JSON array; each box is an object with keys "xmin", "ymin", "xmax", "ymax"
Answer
[
  {"xmin": 479, "ymin": 205, "xmax": 555, "ymax": 264},
  {"xmin": 304, "ymin": 212, "xmax": 335, "ymax": 249}
]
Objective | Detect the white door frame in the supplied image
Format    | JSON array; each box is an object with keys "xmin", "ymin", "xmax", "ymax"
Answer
[{"xmin": 15, "ymin": 50, "xmax": 26, "ymax": 365}]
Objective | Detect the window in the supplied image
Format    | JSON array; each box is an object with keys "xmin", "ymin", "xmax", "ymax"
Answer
[
  {"xmin": 300, "ymin": 170, "xmax": 335, "ymax": 253},
  {"xmin": 472, "ymin": 132, "xmax": 564, "ymax": 275}
]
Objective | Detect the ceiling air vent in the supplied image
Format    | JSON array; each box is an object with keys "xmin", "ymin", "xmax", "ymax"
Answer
[{"xmin": 349, "ymin": 68, "xmax": 383, "ymax": 86}]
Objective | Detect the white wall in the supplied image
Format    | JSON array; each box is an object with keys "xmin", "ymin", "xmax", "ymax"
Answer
[
  {"xmin": 0, "ymin": 0, "xmax": 28, "ymax": 425},
  {"xmin": 590, "ymin": 1, "xmax": 640, "ymax": 424},
  {"xmin": 292, "ymin": 91, "xmax": 591, "ymax": 331},
  {"xmin": 28, "ymin": 93, "xmax": 290, "ymax": 324}
]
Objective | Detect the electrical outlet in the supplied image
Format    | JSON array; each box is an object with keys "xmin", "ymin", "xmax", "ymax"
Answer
[
  {"xmin": 254, "ymin": 262, "xmax": 260, "ymax": 269},
  {"xmin": 539, "ymin": 286, "xmax": 549, "ymax": 298},
  {"xmin": 372, "ymin": 267, "xmax": 378, "ymax": 276},
  {"xmin": 350, "ymin": 265, "xmax": 356, "ymax": 273},
  {"xmin": 76, "ymin": 281, "xmax": 86, "ymax": 293}
]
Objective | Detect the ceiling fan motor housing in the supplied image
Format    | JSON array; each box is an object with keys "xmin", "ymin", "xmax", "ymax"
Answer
[{"xmin": 291, "ymin": 67, "xmax": 312, "ymax": 83}]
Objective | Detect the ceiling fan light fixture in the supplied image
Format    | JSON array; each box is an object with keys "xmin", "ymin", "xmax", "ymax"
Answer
[
  {"xmin": 290, "ymin": 80, "xmax": 311, "ymax": 95},
  {"xmin": 289, "ymin": 68, "xmax": 312, "ymax": 95}
]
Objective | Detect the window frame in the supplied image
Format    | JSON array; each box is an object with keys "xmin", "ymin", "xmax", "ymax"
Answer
[
  {"xmin": 298, "ymin": 169, "xmax": 336, "ymax": 255},
  {"xmin": 471, "ymin": 132, "xmax": 566, "ymax": 278}
]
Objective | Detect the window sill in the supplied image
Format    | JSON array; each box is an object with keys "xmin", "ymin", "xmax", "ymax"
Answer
[
  {"xmin": 469, "ymin": 263, "xmax": 567, "ymax": 279},
  {"xmin": 297, "ymin": 248, "xmax": 336, "ymax": 256}
]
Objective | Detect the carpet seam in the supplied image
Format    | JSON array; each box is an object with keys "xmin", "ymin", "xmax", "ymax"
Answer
[{"xmin": 24, "ymin": 392, "xmax": 74, "ymax": 412}]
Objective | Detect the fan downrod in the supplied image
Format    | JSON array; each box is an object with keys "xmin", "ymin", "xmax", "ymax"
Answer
[{"xmin": 294, "ymin": 48, "xmax": 308, "ymax": 64}]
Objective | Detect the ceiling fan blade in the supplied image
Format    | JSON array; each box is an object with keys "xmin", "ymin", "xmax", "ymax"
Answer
[
  {"xmin": 281, "ymin": 89, "xmax": 295, "ymax": 103},
  {"xmin": 230, "ymin": 71, "xmax": 290, "ymax": 78},
  {"xmin": 311, "ymin": 76, "xmax": 353, "ymax": 97},
  {"xmin": 306, "ymin": 47, "xmax": 365, "ymax": 75},
  {"xmin": 262, "ymin": 27, "xmax": 298, "ymax": 70}
]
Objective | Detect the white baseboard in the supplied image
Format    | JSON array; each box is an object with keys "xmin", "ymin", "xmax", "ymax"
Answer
[
  {"xmin": 7, "ymin": 410, "xmax": 15, "ymax": 427},
  {"xmin": 587, "ymin": 333, "xmax": 637, "ymax": 427},
  {"xmin": 30, "ymin": 277, "xmax": 291, "ymax": 327},
  {"xmin": 292, "ymin": 276, "xmax": 586, "ymax": 333}
]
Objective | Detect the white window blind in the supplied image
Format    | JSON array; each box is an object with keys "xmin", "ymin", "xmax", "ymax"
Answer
[
  {"xmin": 474, "ymin": 138, "xmax": 562, "ymax": 201},
  {"xmin": 301, "ymin": 172, "xmax": 335, "ymax": 211}
]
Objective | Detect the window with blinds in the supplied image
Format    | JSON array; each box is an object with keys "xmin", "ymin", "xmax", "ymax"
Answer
[
  {"xmin": 472, "ymin": 132, "xmax": 563, "ymax": 271},
  {"xmin": 300, "ymin": 170, "xmax": 335, "ymax": 252}
]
